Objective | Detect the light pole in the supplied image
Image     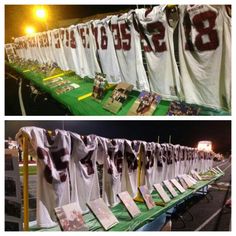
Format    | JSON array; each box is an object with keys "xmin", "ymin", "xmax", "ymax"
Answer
[
  {"xmin": 35, "ymin": 7, "xmax": 48, "ymax": 31},
  {"xmin": 25, "ymin": 26, "xmax": 35, "ymax": 35}
]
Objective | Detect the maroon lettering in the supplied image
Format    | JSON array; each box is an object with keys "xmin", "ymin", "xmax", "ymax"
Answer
[
  {"xmin": 193, "ymin": 11, "xmax": 219, "ymax": 51},
  {"xmin": 37, "ymin": 147, "xmax": 69, "ymax": 184},
  {"xmin": 120, "ymin": 23, "xmax": 131, "ymax": 50},
  {"xmin": 100, "ymin": 26, "xmax": 108, "ymax": 49},
  {"xmin": 80, "ymin": 151, "xmax": 94, "ymax": 175},
  {"xmin": 111, "ymin": 24, "xmax": 122, "ymax": 50},
  {"xmin": 54, "ymin": 32, "xmax": 61, "ymax": 48},
  {"xmin": 185, "ymin": 11, "xmax": 219, "ymax": 51},
  {"xmin": 92, "ymin": 26, "xmax": 99, "ymax": 49},
  {"xmin": 146, "ymin": 21, "xmax": 167, "ymax": 52},
  {"xmin": 65, "ymin": 29, "xmax": 69, "ymax": 47},
  {"xmin": 70, "ymin": 30, "xmax": 76, "ymax": 49},
  {"xmin": 79, "ymin": 28, "xmax": 86, "ymax": 48}
]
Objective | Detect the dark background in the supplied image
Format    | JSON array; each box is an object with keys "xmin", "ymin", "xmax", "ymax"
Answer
[
  {"xmin": 5, "ymin": 5, "xmax": 139, "ymax": 43},
  {"xmin": 5, "ymin": 120, "xmax": 231, "ymax": 155}
]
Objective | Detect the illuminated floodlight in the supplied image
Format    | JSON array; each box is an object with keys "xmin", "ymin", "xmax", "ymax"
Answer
[
  {"xmin": 35, "ymin": 7, "xmax": 47, "ymax": 19},
  {"xmin": 25, "ymin": 26, "xmax": 35, "ymax": 35},
  {"xmin": 197, "ymin": 141, "xmax": 212, "ymax": 152}
]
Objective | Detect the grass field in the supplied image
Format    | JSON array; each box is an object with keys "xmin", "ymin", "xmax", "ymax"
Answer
[{"xmin": 19, "ymin": 165, "xmax": 37, "ymax": 175}]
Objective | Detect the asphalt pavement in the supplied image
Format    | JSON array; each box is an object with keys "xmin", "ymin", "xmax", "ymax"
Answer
[{"xmin": 171, "ymin": 159, "xmax": 231, "ymax": 231}]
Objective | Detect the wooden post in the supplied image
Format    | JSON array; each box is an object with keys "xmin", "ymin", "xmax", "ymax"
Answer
[{"xmin": 23, "ymin": 135, "xmax": 29, "ymax": 231}]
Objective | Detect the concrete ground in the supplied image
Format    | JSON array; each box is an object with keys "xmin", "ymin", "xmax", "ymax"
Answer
[{"xmin": 171, "ymin": 159, "xmax": 231, "ymax": 231}]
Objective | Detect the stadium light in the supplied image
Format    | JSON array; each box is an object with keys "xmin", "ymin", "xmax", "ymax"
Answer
[
  {"xmin": 25, "ymin": 26, "xmax": 35, "ymax": 35},
  {"xmin": 197, "ymin": 141, "xmax": 212, "ymax": 152},
  {"xmin": 34, "ymin": 6, "xmax": 48, "ymax": 30},
  {"xmin": 35, "ymin": 7, "xmax": 47, "ymax": 20}
]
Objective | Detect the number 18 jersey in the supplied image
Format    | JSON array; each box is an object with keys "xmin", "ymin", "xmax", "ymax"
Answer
[{"xmin": 178, "ymin": 5, "xmax": 231, "ymax": 110}]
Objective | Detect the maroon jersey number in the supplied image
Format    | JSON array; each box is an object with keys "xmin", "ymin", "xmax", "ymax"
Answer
[{"xmin": 185, "ymin": 10, "xmax": 219, "ymax": 51}]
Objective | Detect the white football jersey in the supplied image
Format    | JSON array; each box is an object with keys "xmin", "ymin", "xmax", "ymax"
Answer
[
  {"xmin": 209, "ymin": 154, "xmax": 213, "ymax": 171},
  {"xmin": 179, "ymin": 146, "xmax": 186, "ymax": 175},
  {"xmin": 198, "ymin": 151, "xmax": 205, "ymax": 173},
  {"xmin": 22, "ymin": 36, "xmax": 33, "ymax": 61},
  {"xmin": 178, "ymin": 5, "xmax": 231, "ymax": 110},
  {"xmin": 38, "ymin": 31, "xmax": 57, "ymax": 64},
  {"xmin": 15, "ymin": 36, "xmax": 31, "ymax": 60},
  {"xmin": 192, "ymin": 149, "xmax": 198, "ymax": 171},
  {"xmin": 173, "ymin": 145, "xmax": 181, "ymax": 177},
  {"xmin": 59, "ymin": 28, "xmax": 76, "ymax": 71},
  {"xmin": 26, "ymin": 35, "xmax": 39, "ymax": 62},
  {"xmin": 92, "ymin": 17, "xmax": 122, "ymax": 83},
  {"xmin": 5, "ymin": 43, "xmax": 17, "ymax": 62},
  {"xmin": 136, "ymin": 6, "xmax": 183, "ymax": 100},
  {"xmin": 51, "ymin": 29, "xmax": 69, "ymax": 70},
  {"xmin": 122, "ymin": 140, "xmax": 140, "ymax": 197},
  {"xmin": 142, "ymin": 142, "xmax": 158, "ymax": 191},
  {"xmin": 77, "ymin": 22, "xmax": 102, "ymax": 78},
  {"xmin": 102, "ymin": 139, "xmax": 125, "ymax": 206},
  {"xmin": 110, "ymin": 12, "xmax": 150, "ymax": 91},
  {"xmin": 69, "ymin": 133, "xmax": 100, "ymax": 213},
  {"xmin": 14, "ymin": 37, "xmax": 24, "ymax": 59},
  {"xmin": 155, "ymin": 143, "xmax": 164, "ymax": 183},
  {"xmin": 159, "ymin": 143, "xmax": 169, "ymax": 181},
  {"xmin": 45, "ymin": 31, "xmax": 58, "ymax": 64},
  {"xmin": 35, "ymin": 33, "xmax": 50, "ymax": 63},
  {"xmin": 27, "ymin": 34, "xmax": 43, "ymax": 63},
  {"xmin": 16, "ymin": 127, "xmax": 71, "ymax": 228},
  {"xmin": 68, "ymin": 25, "xmax": 90, "ymax": 77}
]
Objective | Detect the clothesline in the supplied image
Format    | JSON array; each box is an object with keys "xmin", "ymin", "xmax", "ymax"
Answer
[{"xmin": 16, "ymin": 126, "xmax": 214, "ymax": 230}]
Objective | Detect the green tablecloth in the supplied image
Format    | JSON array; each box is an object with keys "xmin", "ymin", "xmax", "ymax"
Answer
[
  {"xmin": 6, "ymin": 63, "xmax": 230, "ymax": 116},
  {"xmin": 30, "ymin": 173, "xmax": 223, "ymax": 231}
]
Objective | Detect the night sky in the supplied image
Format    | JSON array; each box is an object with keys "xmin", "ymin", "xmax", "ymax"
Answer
[
  {"xmin": 5, "ymin": 5, "xmax": 138, "ymax": 43},
  {"xmin": 5, "ymin": 120, "xmax": 231, "ymax": 155}
]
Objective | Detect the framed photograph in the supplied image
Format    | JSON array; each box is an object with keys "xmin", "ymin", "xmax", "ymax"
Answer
[
  {"xmin": 55, "ymin": 83, "xmax": 80, "ymax": 95},
  {"xmin": 216, "ymin": 166, "xmax": 224, "ymax": 174},
  {"xmin": 170, "ymin": 179, "xmax": 186, "ymax": 193},
  {"xmin": 178, "ymin": 177, "xmax": 188, "ymax": 190},
  {"xmin": 127, "ymin": 91, "xmax": 161, "ymax": 116},
  {"xmin": 182, "ymin": 175, "xmax": 194, "ymax": 188},
  {"xmin": 55, "ymin": 202, "xmax": 88, "ymax": 231},
  {"xmin": 92, "ymin": 73, "xmax": 108, "ymax": 101},
  {"xmin": 153, "ymin": 183, "xmax": 171, "ymax": 203},
  {"xmin": 87, "ymin": 198, "xmax": 119, "ymax": 230},
  {"xmin": 190, "ymin": 170, "xmax": 202, "ymax": 181},
  {"xmin": 103, "ymin": 82, "xmax": 133, "ymax": 114},
  {"xmin": 138, "ymin": 185, "xmax": 156, "ymax": 210},
  {"xmin": 163, "ymin": 180, "xmax": 178, "ymax": 198},
  {"xmin": 211, "ymin": 168, "xmax": 218, "ymax": 174},
  {"xmin": 117, "ymin": 191, "xmax": 141, "ymax": 218},
  {"xmin": 167, "ymin": 101, "xmax": 200, "ymax": 116},
  {"xmin": 187, "ymin": 175, "xmax": 198, "ymax": 184},
  {"xmin": 48, "ymin": 80, "xmax": 70, "ymax": 89}
]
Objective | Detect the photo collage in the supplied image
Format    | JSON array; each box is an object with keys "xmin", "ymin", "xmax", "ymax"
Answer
[{"xmin": 3, "ymin": 2, "xmax": 232, "ymax": 233}]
